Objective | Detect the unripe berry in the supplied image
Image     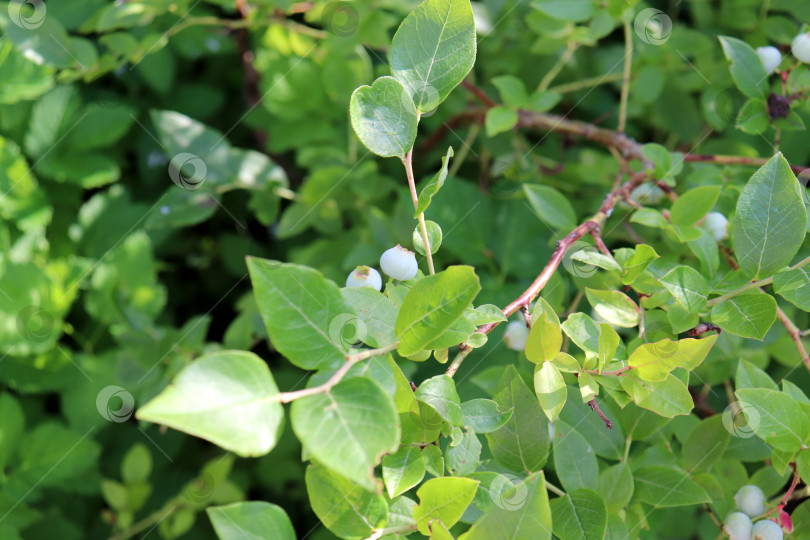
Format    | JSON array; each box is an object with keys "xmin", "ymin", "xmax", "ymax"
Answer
[
  {"xmin": 792, "ymin": 32, "xmax": 810, "ymax": 64},
  {"xmin": 724, "ymin": 512, "xmax": 753, "ymax": 540},
  {"xmin": 735, "ymin": 485, "xmax": 767, "ymax": 518},
  {"xmin": 756, "ymin": 46, "xmax": 782, "ymax": 74},
  {"xmin": 380, "ymin": 245, "xmax": 418, "ymax": 281},
  {"xmin": 752, "ymin": 519, "xmax": 783, "ymax": 540},
  {"xmin": 503, "ymin": 321, "xmax": 530, "ymax": 351},
  {"xmin": 346, "ymin": 266, "xmax": 382, "ymax": 290},
  {"xmin": 702, "ymin": 211, "xmax": 728, "ymax": 241}
]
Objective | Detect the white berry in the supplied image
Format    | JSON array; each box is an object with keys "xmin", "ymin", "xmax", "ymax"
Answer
[
  {"xmin": 756, "ymin": 46, "xmax": 782, "ymax": 74},
  {"xmin": 346, "ymin": 266, "xmax": 382, "ymax": 290},
  {"xmin": 379, "ymin": 245, "xmax": 418, "ymax": 281},
  {"xmin": 725, "ymin": 512, "xmax": 753, "ymax": 540},
  {"xmin": 792, "ymin": 32, "xmax": 810, "ymax": 64},
  {"xmin": 702, "ymin": 211, "xmax": 729, "ymax": 241},
  {"xmin": 629, "ymin": 183, "xmax": 666, "ymax": 206},
  {"xmin": 735, "ymin": 485, "xmax": 767, "ymax": 518},
  {"xmin": 752, "ymin": 519, "xmax": 783, "ymax": 540},
  {"xmin": 503, "ymin": 321, "xmax": 530, "ymax": 351}
]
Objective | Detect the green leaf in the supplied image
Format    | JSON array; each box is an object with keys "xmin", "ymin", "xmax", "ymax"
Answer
[
  {"xmin": 465, "ymin": 304, "xmax": 507, "ymax": 325},
  {"xmin": 659, "ymin": 266, "xmax": 709, "ymax": 312},
  {"xmin": 585, "ymin": 288, "xmax": 640, "ymax": 328},
  {"xmin": 669, "ymin": 186, "xmax": 721, "ymax": 227},
  {"xmin": 121, "ymin": 443, "xmax": 152, "ymax": 485},
  {"xmin": 736, "ymin": 359, "xmax": 778, "ymax": 391},
  {"xmin": 390, "ymin": 0, "xmax": 477, "ymax": 114},
  {"xmin": 553, "ymin": 421, "xmax": 599, "ymax": 492},
  {"xmin": 305, "ymin": 464, "xmax": 387, "ymax": 539},
  {"xmin": 485, "ymin": 106, "xmax": 518, "ymax": 137},
  {"xmin": 492, "ymin": 75, "xmax": 530, "ymax": 108},
  {"xmin": 137, "ymin": 351, "xmax": 284, "ymax": 457},
  {"xmin": 531, "ymin": 0, "xmax": 596, "ymax": 22},
  {"xmin": 641, "ymin": 144, "xmax": 672, "ymax": 178},
  {"xmin": 597, "ymin": 323, "xmax": 620, "ymax": 373},
  {"xmin": 731, "ymin": 153, "xmax": 807, "ymax": 279},
  {"xmin": 396, "ymin": 266, "xmax": 481, "ymax": 356},
  {"xmin": 534, "ymin": 362, "xmax": 566, "ymax": 422},
  {"xmin": 414, "ymin": 220, "xmax": 443, "ymax": 256},
  {"xmin": 524, "ymin": 184, "xmax": 577, "ymax": 231},
  {"xmin": 620, "ymin": 372, "xmax": 693, "ymax": 417},
  {"xmin": 0, "ymin": 394, "xmax": 24, "ymax": 472},
  {"xmin": 486, "ymin": 366, "xmax": 550, "ymax": 472},
  {"xmin": 460, "ymin": 399, "xmax": 513, "ymax": 433},
  {"xmin": 207, "ymin": 502, "xmax": 295, "ymax": 540},
  {"xmin": 621, "ymin": 244, "xmax": 659, "ymax": 285},
  {"xmin": 291, "ymin": 377, "xmax": 399, "ymax": 491},
  {"xmin": 463, "ymin": 472, "xmax": 552, "ymax": 540},
  {"xmin": 550, "ymin": 489, "xmax": 608, "ymax": 540},
  {"xmin": 446, "ymin": 429, "xmax": 482, "ymax": 476},
  {"xmin": 773, "ymin": 267, "xmax": 810, "ymax": 311},
  {"xmin": 710, "ymin": 294, "xmax": 777, "ymax": 340},
  {"xmin": 735, "ymin": 388, "xmax": 810, "ymax": 453},
  {"xmin": 413, "ymin": 477, "xmax": 479, "ymax": 535},
  {"xmin": 627, "ymin": 335, "xmax": 717, "ymax": 382},
  {"xmin": 682, "ymin": 415, "xmax": 730, "ymax": 472},
  {"xmin": 349, "ymin": 76, "xmax": 418, "ymax": 158},
  {"xmin": 382, "ymin": 446, "xmax": 426, "ymax": 498},
  {"xmin": 525, "ymin": 313, "xmax": 562, "ymax": 363},
  {"xmin": 248, "ymin": 258, "xmax": 357, "ymax": 370},
  {"xmin": 633, "ymin": 466, "xmax": 711, "ymax": 507},
  {"xmin": 340, "ymin": 287, "xmax": 398, "ymax": 348},
  {"xmin": 718, "ymin": 36, "xmax": 769, "ymax": 99},
  {"xmin": 569, "ymin": 250, "xmax": 623, "ymax": 273},
  {"xmin": 415, "ymin": 147, "xmax": 453, "ymax": 216},
  {"xmin": 561, "ymin": 313, "xmax": 600, "ymax": 354},
  {"xmin": 597, "ymin": 463, "xmax": 634, "ymax": 514},
  {"xmin": 416, "ymin": 375, "xmax": 463, "ymax": 426}
]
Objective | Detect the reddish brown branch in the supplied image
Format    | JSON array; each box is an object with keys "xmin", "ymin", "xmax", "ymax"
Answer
[
  {"xmin": 588, "ymin": 399, "xmax": 613, "ymax": 430},
  {"xmin": 776, "ymin": 306, "xmax": 810, "ymax": 372},
  {"xmin": 461, "ymin": 80, "xmax": 496, "ymax": 108}
]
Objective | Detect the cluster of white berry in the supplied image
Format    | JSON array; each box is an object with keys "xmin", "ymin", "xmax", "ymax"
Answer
[
  {"xmin": 725, "ymin": 485, "xmax": 787, "ymax": 540},
  {"xmin": 754, "ymin": 32, "xmax": 810, "ymax": 75},
  {"xmin": 345, "ymin": 245, "xmax": 419, "ymax": 291}
]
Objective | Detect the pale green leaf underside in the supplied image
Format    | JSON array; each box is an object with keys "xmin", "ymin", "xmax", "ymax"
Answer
[
  {"xmin": 137, "ymin": 351, "xmax": 284, "ymax": 457},
  {"xmin": 390, "ymin": 0, "xmax": 477, "ymax": 113},
  {"xmin": 350, "ymin": 76, "xmax": 418, "ymax": 158}
]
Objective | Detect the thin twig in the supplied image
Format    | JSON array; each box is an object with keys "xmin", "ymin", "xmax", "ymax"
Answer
[
  {"xmin": 683, "ymin": 153, "xmax": 807, "ymax": 175},
  {"xmin": 775, "ymin": 307, "xmax": 810, "ymax": 372},
  {"xmin": 275, "ymin": 342, "xmax": 399, "ymax": 403},
  {"xmin": 706, "ymin": 255, "xmax": 810, "ymax": 306},
  {"xmin": 588, "ymin": 399, "xmax": 613, "ymax": 429},
  {"xmin": 537, "ymin": 42, "xmax": 579, "ymax": 92},
  {"xmin": 403, "ymin": 149, "xmax": 436, "ymax": 274}
]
